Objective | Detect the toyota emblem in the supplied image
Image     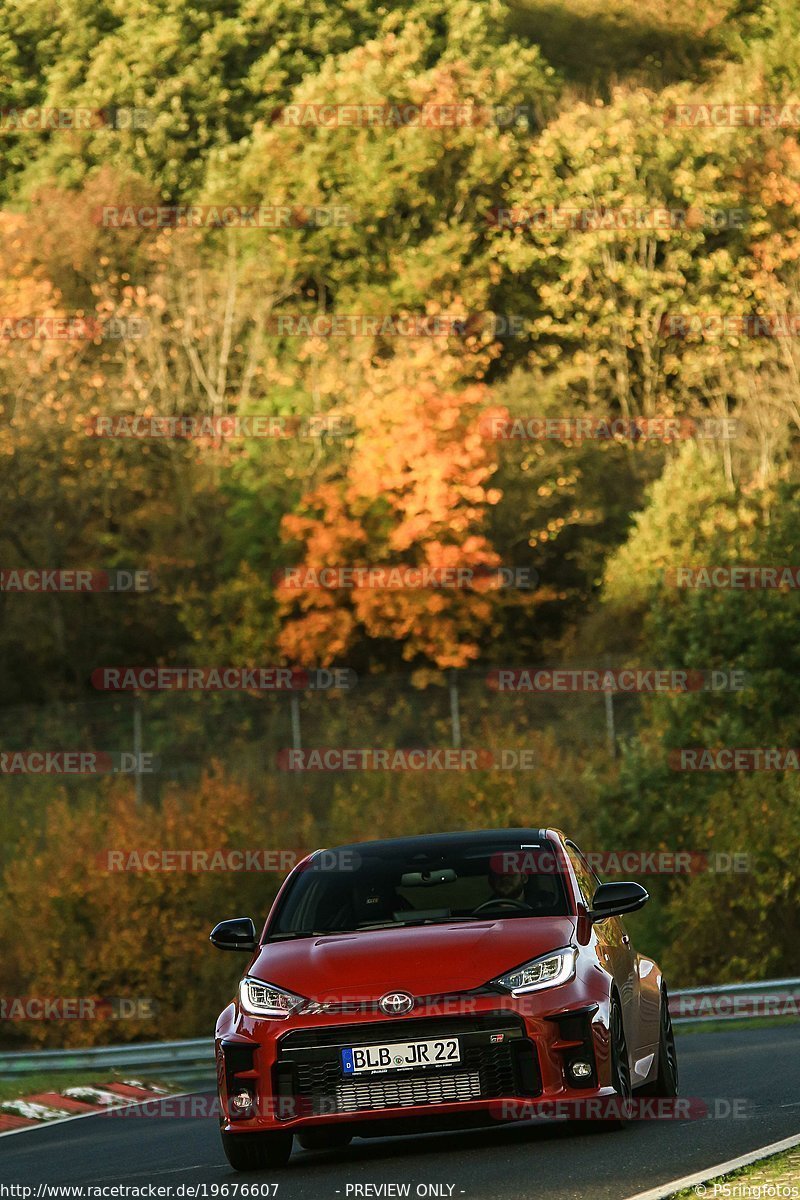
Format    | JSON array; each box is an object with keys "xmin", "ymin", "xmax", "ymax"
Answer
[{"xmin": 379, "ymin": 991, "xmax": 415, "ymax": 1015}]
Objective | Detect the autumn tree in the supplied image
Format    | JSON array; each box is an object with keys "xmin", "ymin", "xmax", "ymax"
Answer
[{"xmin": 274, "ymin": 344, "xmax": 544, "ymax": 673}]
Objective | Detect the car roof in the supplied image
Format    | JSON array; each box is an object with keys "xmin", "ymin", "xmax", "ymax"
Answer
[{"xmin": 318, "ymin": 828, "xmax": 560, "ymax": 857}]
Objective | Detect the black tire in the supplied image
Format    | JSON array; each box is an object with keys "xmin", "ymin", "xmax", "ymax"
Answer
[
  {"xmin": 570, "ymin": 996, "xmax": 632, "ymax": 1135},
  {"xmin": 608, "ymin": 996, "xmax": 634, "ymax": 1127},
  {"xmin": 297, "ymin": 1129, "xmax": 353, "ymax": 1151},
  {"xmin": 638, "ymin": 989, "xmax": 679, "ymax": 1098},
  {"xmin": 221, "ymin": 1130, "xmax": 293, "ymax": 1171}
]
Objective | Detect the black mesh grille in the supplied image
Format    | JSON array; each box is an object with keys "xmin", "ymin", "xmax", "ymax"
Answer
[
  {"xmin": 335, "ymin": 1071, "xmax": 483, "ymax": 1112},
  {"xmin": 275, "ymin": 1013, "xmax": 539, "ymax": 1117}
]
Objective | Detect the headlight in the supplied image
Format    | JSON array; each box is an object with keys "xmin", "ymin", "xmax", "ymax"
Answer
[
  {"xmin": 491, "ymin": 946, "xmax": 577, "ymax": 994},
  {"xmin": 239, "ymin": 977, "xmax": 305, "ymax": 1018}
]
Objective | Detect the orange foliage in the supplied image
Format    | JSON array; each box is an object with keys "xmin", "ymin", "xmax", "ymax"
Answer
[{"xmin": 276, "ymin": 349, "xmax": 513, "ymax": 669}]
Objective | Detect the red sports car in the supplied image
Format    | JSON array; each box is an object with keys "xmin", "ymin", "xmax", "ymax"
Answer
[{"xmin": 211, "ymin": 828, "xmax": 678, "ymax": 1170}]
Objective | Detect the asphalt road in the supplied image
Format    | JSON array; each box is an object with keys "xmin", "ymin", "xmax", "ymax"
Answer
[{"xmin": 2, "ymin": 1026, "xmax": 799, "ymax": 1200}]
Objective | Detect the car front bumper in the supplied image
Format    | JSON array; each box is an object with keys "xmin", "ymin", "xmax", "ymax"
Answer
[{"xmin": 216, "ymin": 980, "xmax": 618, "ymax": 1135}]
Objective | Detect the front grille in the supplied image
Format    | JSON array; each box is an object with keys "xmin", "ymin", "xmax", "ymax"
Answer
[
  {"xmin": 274, "ymin": 1013, "xmax": 539, "ymax": 1118},
  {"xmin": 336, "ymin": 1071, "xmax": 482, "ymax": 1112}
]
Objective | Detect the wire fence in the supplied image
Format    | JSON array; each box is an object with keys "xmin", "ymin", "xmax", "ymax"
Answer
[{"xmin": 0, "ymin": 666, "xmax": 644, "ymax": 801}]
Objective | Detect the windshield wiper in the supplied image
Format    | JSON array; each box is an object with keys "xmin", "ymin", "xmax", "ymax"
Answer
[
  {"xmin": 353, "ymin": 916, "xmax": 482, "ymax": 931},
  {"xmin": 352, "ymin": 920, "xmax": 419, "ymax": 931},
  {"xmin": 404, "ymin": 916, "xmax": 500, "ymax": 926},
  {"xmin": 266, "ymin": 929, "xmax": 354, "ymax": 941}
]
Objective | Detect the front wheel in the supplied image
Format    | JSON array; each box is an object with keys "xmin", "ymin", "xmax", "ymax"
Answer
[
  {"xmin": 570, "ymin": 997, "xmax": 632, "ymax": 1135},
  {"xmin": 608, "ymin": 996, "xmax": 633, "ymax": 1127},
  {"xmin": 221, "ymin": 1130, "xmax": 293, "ymax": 1172},
  {"xmin": 639, "ymin": 989, "xmax": 679, "ymax": 1098}
]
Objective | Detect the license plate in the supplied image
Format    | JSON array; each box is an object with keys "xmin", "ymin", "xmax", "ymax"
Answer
[{"xmin": 341, "ymin": 1037, "xmax": 461, "ymax": 1075}]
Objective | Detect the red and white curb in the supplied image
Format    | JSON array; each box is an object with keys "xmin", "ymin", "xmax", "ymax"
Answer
[{"xmin": 0, "ymin": 1082, "xmax": 173, "ymax": 1136}]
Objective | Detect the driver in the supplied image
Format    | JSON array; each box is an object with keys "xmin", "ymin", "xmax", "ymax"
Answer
[{"xmin": 487, "ymin": 867, "xmax": 527, "ymax": 902}]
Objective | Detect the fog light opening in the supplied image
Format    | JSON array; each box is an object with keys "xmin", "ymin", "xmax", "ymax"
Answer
[
  {"xmin": 230, "ymin": 1089, "xmax": 255, "ymax": 1116},
  {"xmin": 569, "ymin": 1060, "xmax": 593, "ymax": 1080}
]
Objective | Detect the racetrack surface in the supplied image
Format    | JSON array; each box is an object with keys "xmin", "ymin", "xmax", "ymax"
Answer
[{"xmin": 1, "ymin": 1027, "xmax": 799, "ymax": 1200}]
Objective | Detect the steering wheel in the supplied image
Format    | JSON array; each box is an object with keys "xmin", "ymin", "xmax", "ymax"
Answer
[{"xmin": 472, "ymin": 897, "xmax": 532, "ymax": 914}]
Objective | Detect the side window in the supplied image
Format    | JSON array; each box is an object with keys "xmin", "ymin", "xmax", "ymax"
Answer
[
  {"xmin": 578, "ymin": 845, "xmax": 603, "ymax": 894},
  {"xmin": 565, "ymin": 842, "xmax": 600, "ymax": 908}
]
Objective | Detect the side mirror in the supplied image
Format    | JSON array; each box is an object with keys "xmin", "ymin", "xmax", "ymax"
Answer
[
  {"xmin": 589, "ymin": 882, "xmax": 649, "ymax": 921},
  {"xmin": 210, "ymin": 917, "xmax": 258, "ymax": 952}
]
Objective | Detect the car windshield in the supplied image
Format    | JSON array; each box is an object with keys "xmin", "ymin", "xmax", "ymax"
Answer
[{"xmin": 267, "ymin": 838, "xmax": 570, "ymax": 938}]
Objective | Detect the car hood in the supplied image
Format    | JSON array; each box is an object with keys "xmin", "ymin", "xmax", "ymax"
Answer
[{"xmin": 249, "ymin": 917, "xmax": 576, "ymax": 999}]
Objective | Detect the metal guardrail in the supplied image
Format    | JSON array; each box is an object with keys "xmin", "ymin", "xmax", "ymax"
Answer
[
  {"xmin": 0, "ymin": 1037, "xmax": 214, "ymax": 1078},
  {"xmin": 0, "ymin": 979, "xmax": 796, "ymax": 1076},
  {"xmin": 669, "ymin": 977, "xmax": 800, "ymax": 1024}
]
